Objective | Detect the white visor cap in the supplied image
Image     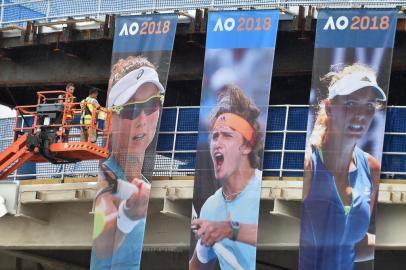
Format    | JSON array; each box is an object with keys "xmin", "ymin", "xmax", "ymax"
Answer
[
  {"xmin": 0, "ymin": 196, "xmax": 7, "ymax": 217},
  {"xmin": 328, "ymin": 72, "xmax": 386, "ymax": 101},
  {"xmin": 108, "ymin": 66, "xmax": 165, "ymax": 107}
]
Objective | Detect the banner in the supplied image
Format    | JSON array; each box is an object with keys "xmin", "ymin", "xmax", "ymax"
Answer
[
  {"xmin": 299, "ymin": 9, "xmax": 397, "ymax": 270},
  {"xmin": 90, "ymin": 14, "xmax": 177, "ymax": 269},
  {"xmin": 189, "ymin": 10, "xmax": 279, "ymax": 269}
]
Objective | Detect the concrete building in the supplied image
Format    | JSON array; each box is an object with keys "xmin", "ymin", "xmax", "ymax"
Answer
[{"xmin": 1, "ymin": 1, "xmax": 406, "ymax": 269}]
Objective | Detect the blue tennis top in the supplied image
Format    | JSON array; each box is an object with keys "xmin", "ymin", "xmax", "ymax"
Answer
[
  {"xmin": 199, "ymin": 169, "xmax": 262, "ymax": 270},
  {"xmin": 299, "ymin": 147, "xmax": 372, "ymax": 270}
]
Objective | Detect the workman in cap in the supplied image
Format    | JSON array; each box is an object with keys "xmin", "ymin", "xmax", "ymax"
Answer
[{"xmin": 80, "ymin": 88, "xmax": 100, "ymax": 143}]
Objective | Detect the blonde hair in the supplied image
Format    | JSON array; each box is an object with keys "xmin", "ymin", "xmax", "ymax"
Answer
[
  {"xmin": 305, "ymin": 63, "xmax": 379, "ymax": 166},
  {"xmin": 322, "ymin": 63, "xmax": 377, "ymax": 93},
  {"xmin": 108, "ymin": 55, "xmax": 156, "ymax": 90}
]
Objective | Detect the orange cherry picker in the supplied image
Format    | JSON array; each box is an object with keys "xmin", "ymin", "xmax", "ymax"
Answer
[{"xmin": 0, "ymin": 90, "xmax": 112, "ymax": 180}]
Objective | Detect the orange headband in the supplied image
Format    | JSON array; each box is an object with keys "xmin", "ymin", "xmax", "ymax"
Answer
[{"xmin": 213, "ymin": 113, "xmax": 254, "ymax": 144}]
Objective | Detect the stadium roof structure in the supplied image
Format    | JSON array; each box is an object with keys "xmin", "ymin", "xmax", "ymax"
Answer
[{"xmin": 1, "ymin": 0, "xmax": 406, "ymax": 28}]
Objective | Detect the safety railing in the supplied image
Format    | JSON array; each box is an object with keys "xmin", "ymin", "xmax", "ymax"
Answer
[
  {"xmin": 1, "ymin": 0, "xmax": 406, "ymax": 28},
  {"xmin": 1, "ymin": 105, "xmax": 406, "ymax": 181}
]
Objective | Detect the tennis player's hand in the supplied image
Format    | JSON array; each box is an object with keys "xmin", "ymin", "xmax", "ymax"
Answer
[
  {"xmin": 96, "ymin": 196, "xmax": 118, "ymax": 233},
  {"xmin": 192, "ymin": 219, "xmax": 232, "ymax": 246},
  {"xmin": 124, "ymin": 178, "xmax": 151, "ymax": 220}
]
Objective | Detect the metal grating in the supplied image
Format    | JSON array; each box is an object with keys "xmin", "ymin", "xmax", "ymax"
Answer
[{"xmin": 1, "ymin": 0, "xmax": 406, "ymax": 27}]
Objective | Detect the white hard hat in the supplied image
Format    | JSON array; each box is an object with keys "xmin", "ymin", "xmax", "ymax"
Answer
[
  {"xmin": 108, "ymin": 66, "xmax": 164, "ymax": 107},
  {"xmin": 0, "ymin": 196, "xmax": 7, "ymax": 217},
  {"xmin": 328, "ymin": 72, "xmax": 386, "ymax": 101}
]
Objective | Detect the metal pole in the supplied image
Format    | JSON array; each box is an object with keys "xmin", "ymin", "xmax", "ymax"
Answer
[
  {"xmin": 61, "ymin": 164, "xmax": 66, "ymax": 181},
  {"xmin": 45, "ymin": 0, "xmax": 50, "ymax": 22},
  {"xmin": 170, "ymin": 107, "xmax": 180, "ymax": 178},
  {"xmin": 279, "ymin": 105, "xmax": 290, "ymax": 179},
  {"xmin": 13, "ymin": 114, "xmax": 28, "ymax": 182},
  {"xmin": 153, "ymin": 0, "xmax": 157, "ymax": 12},
  {"xmin": 0, "ymin": 0, "xmax": 5, "ymax": 28},
  {"xmin": 97, "ymin": 0, "xmax": 101, "ymax": 18}
]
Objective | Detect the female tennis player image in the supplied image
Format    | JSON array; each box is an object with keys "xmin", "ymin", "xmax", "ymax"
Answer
[{"xmin": 299, "ymin": 63, "xmax": 386, "ymax": 270}]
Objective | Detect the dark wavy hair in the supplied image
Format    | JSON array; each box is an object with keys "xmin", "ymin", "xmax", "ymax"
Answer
[{"xmin": 210, "ymin": 84, "xmax": 263, "ymax": 169}]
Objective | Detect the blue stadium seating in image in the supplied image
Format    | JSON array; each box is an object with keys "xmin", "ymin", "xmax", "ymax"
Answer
[{"xmin": 1, "ymin": 106, "xmax": 406, "ymax": 179}]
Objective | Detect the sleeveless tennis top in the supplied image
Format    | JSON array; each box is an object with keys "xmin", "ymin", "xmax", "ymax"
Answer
[{"xmin": 299, "ymin": 146, "xmax": 372, "ymax": 270}]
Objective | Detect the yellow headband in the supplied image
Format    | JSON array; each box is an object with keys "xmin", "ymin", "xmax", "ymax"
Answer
[{"xmin": 213, "ymin": 113, "xmax": 254, "ymax": 144}]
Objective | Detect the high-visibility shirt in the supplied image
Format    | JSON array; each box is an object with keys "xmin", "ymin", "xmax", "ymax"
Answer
[
  {"xmin": 66, "ymin": 96, "xmax": 75, "ymax": 120},
  {"xmin": 80, "ymin": 97, "xmax": 99, "ymax": 125},
  {"xmin": 58, "ymin": 94, "xmax": 75, "ymax": 120},
  {"xmin": 97, "ymin": 110, "xmax": 107, "ymax": 120}
]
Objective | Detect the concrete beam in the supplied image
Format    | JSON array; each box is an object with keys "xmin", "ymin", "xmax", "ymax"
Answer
[
  {"xmin": 0, "ymin": 180, "xmax": 405, "ymax": 249},
  {"xmin": 0, "ymin": 40, "xmax": 112, "ymax": 87},
  {"xmin": 1, "ymin": 31, "xmax": 406, "ymax": 92},
  {"xmin": 0, "ymin": 249, "xmax": 87, "ymax": 270}
]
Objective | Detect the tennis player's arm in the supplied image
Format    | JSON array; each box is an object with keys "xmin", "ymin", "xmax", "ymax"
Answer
[
  {"xmin": 302, "ymin": 156, "xmax": 313, "ymax": 200},
  {"xmin": 93, "ymin": 186, "xmax": 119, "ymax": 258},
  {"xmin": 355, "ymin": 153, "xmax": 380, "ymax": 262},
  {"xmin": 189, "ymin": 249, "xmax": 216, "ymax": 270},
  {"xmin": 192, "ymin": 219, "xmax": 257, "ymax": 246},
  {"xmin": 366, "ymin": 153, "xmax": 380, "ymax": 213},
  {"xmin": 235, "ymin": 223, "xmax": 257, "ymax": 246}
]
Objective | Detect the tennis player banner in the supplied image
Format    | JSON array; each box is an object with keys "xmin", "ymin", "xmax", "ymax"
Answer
[
  {"xmin": 90, "ymin": 14, "xmax": 177, "ymax": 270},
  {"xmin": 299, "ymin": 9, "xmax": 397, "ymax": 270},
  {"xmin": 189, "ymin": 10, "xmax": 279, "ymax": 270}
]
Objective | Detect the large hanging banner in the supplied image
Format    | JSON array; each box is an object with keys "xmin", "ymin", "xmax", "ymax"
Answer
[
  {"xmin": 90, "ymin": 14, "xmax": 177, "ymax": 269},
  {"xmin": 189, "ymin": 10, "xmax": 279, "ymax": 269},
  {"xmin": 299, "ymin": 9, "xmax": 397, "ymax": 270}
]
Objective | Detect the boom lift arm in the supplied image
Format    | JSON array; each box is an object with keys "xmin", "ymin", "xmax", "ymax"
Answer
[
  {"xmin": 0, "ymin": 134, "xmax": 35, "ymax": 180},
  {"xmin": 0, "ymin": 90, "xmax": 111, "ymax": 180}
]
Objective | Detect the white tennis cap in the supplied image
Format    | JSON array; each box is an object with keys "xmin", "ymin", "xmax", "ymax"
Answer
[
  {"xmin": 328, "ymin": 72, "xmax": 386, "ymax": 101},
  {"xmin": 0, "ymin": 196, "xmax": 7, "ymax": 217},
  {"xmin": 108, "ymin": 66, "xmax": 165, "ymax": 107}
]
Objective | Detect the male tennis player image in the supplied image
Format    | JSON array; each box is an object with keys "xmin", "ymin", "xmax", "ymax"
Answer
[{"xmin": 190, "ymin": 85, "xmax": 263, "ymax": 270}]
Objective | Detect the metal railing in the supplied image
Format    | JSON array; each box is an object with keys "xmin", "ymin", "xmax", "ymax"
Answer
[
  {"xmin": 1, "ymin": 105, "xmax": 406, "ymax": 181},
  {"xmin": 1, "ymin": 0, "xmax": 406, "ymax": 28}
]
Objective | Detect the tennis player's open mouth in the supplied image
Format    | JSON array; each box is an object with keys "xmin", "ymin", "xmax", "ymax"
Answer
[
  {"xmin": 214, "ymin": 152, "xmax": 224, "ymax": 168},
  {"xmin": 348, "ymin": 124, "xmax": 364, "ymax": 133},
  {"xmin": 132, "ymin": 133, "xmax": 146, "ymax": 141}
]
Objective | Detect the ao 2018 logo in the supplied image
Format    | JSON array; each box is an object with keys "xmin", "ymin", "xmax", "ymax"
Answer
[
  {"xmin": 119, "ymin": 21, "xmax": 171, "ymax": 36},
  {"xmin": 213, "ymin": 17, "xmax": 272, "ymax": 32},
  {"xmin": 323, "ymin": 16, "xmax": 390, "ymax": 30}
]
